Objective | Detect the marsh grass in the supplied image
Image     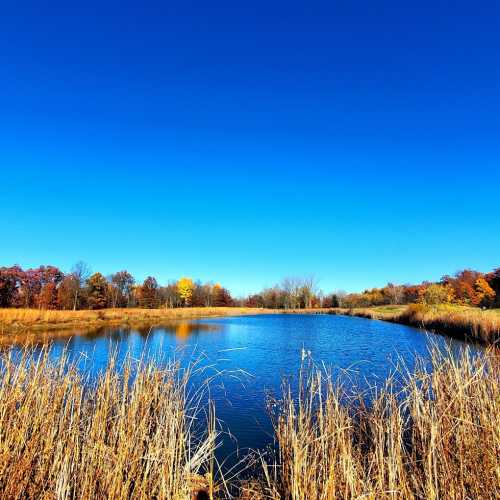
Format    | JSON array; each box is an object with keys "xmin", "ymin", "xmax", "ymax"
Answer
[
  {"xmin": 0, "ymin": 307, "xmax": 278, "ymax": 335},
  {"xmin": 252, "ymin": 347, "xmax": 499, "ymax": 499},
  {"xmin": 334, "ymin": 304, "xmax": 500, "ymax": 345},
  {"xmin": 0, "ymin": 347, "xmax": 219, "ymax": 499}
]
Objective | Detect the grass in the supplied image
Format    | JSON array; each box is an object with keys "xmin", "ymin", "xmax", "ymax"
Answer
[
  {"xmin": 0, "ymin": 344, "xmax": 497, "ymax": 498},
  {"xmin": 332, "ymin": 304, "xmax": 500, "ymax": 345},
  {"xmin": 250, "ymin": 347, "xmax": 500, "ymax": 499},
  {"xmin": 0, "ymin": 348, "xmax": 218, "ymax": 499},
  {"xmin": 0, "ymin": 307, "xmax": 278, "ymax": 335}
]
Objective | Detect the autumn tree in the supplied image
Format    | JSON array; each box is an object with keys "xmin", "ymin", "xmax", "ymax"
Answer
[
  {"xmin": 177, "ymin": 277, "xmax": 194, "ymax": 306},
  {"xmin": 57, "ymin": 274, "xmax": 80, "ymax": 310},
  {"xmin": 0, "ymin": 266, "xmax": 22, "ymax": 307},
  {"xmin": 212, "ymin": 284, "xmax": 234, "ymax": 307},
  {"xmin": 140, "ymin": 276, "xmax": 159, "ymax": 308},
  {"xmin": 109, "ymin": 270, "xmax": 135, "ymax": 307},
  {"xmin": 421, "ymin": 284, "xmax": 455, "ymax": 305},
  {"xmin": 86, "ymin": 272, "xmax": 108, "ymax": 309},
  {"xmin": 473, "ymin": 277, "xmax": 496, "ymax": 307}
]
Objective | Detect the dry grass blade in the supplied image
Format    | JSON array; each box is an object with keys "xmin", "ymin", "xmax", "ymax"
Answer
[
  {"xmin": 0, "ymin": 347, "xmax": 219, "ymax": 499},
  {"xmin": 259, "ymin": 347, "xmax": 500, "ymax": 499}
]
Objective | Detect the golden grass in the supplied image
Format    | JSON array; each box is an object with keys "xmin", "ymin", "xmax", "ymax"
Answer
[
  {"xmin": 332, "ymin": 305, "xmax": 500, "ymax": 345},
  {"xmin": 0, "ymin": 348, "xmax": 218, "ymax": 499},
  {"xmin": 0, "ymin": 343, "xmax": 497, "ymax": 498},
  {"xmin": 253, "ymin": 348, "xmax": 500, "ymax": 499},
  {"xmin": 0, "ymin": 307, "xmax": 278, "ymax": 335}
]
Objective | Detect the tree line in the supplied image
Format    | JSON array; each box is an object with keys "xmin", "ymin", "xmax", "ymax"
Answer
[
  {"xmin": 0, "ymin": 262, "xmax": 234, "ymax": 310},
  {"xmin": 0, "ymin": 263, "xmax": 498, "ymax": 310},
  {"xmin": 244, "ymin": 268, "xmax": 500, "ymax": 309}
]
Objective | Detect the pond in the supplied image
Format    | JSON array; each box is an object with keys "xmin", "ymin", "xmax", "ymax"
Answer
[{"xmin": 5, "ymin": 313, "xmax": 483, "ymax": 469}]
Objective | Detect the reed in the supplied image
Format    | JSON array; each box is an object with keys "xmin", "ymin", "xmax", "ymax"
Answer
[
  {"xmin": 332, "ymin": 304, "xmax": 500, "ymax": 345},
  {"xmin": 0, "ymin": 307, "xmax": 277, "ymax": 335},
  {"xmin": 0, "ymin": 348, "xmax": 218, "ymax": 499},
  {"xmin": 252, "ymin": 348, "xmax": 500, "ymax": 499}
]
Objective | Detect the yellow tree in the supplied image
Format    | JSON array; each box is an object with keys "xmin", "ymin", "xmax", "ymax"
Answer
[{"xmin": 177, "ymin": 277, "xmax": 194, "ymax": 306}]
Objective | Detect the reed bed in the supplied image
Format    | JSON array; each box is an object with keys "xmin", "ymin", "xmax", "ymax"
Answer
[
  {"xmin": 0, "ymin": 307, "xmax": 277, "ymax": 335},
  {"xmin": 0, "ymin": 348, "xmax": 218, "ymax": 499},
  {"xmin": 251, "ymin": 348, "xmax": 500, "ymax": 499},
  {"xmin": 397, "ymin": 304, "xmax": 500, "ymax": 344},
  {"xmin": 332, "ymin": 305, "xmax": 500, "ymax": 345}
]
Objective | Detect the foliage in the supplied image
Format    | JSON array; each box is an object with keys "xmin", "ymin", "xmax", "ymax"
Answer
[
  {"xmin": 86, "ymin": 272, "xmax": 108, "ymax": 309},
  {"xmin": 177, "ymin": 277, "xmax": 194, "ymax": 306}
]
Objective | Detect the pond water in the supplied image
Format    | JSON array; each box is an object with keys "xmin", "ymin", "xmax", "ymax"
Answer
[{"xmin": 6, "ymin": 314, "xmax": 482, "ymax": 469}]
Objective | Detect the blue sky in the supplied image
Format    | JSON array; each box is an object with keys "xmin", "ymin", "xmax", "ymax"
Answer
[{"xmin": 1, "ymin": 1, "xmax": 499, "ymax": 296}]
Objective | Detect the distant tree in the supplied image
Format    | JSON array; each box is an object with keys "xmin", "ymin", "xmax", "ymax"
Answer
[
  {"xmin": 140, "ymin": 276, "xmax": 159, "ymax": 308},
  {"xmin": 421, "ymin": 284, "xmax": 455, "ymax": 305},
  {"xmin": 384, "ymin": 283, "xmax": 405, "ymax": 305},
  {"xmin": 177, "ymin": 277, "xmax": 194, "ymax": 306},
  {"xmin": 70, "ymin": 261, "xmax": 91, "ymax": 310},
  {"xmin": 38, "ymin": 282, "xmax": 58, "ymax": 309},
  {"xmin": 0, "ymin": 266, "xmax": 22, "ymax": 307},
  {"xmin": 86, "ymin": 272, "xmax": 108, "ymax": 309},
  {"xmin": 473, "ymin": 277, "xmax": 496, "ymax": 308},
  {"xmin": 110, "ymin": 270, "xmax": 135, "ymax": 307},
  {"xmin": 485, "ymin": 268, "xmax": 500, "ymax": 307},
  {"xmin": 160, "ymin": 282, "xmax": 181, "ymax": 308},
  {"xmin": 57, "ymin": 274, "xmax": 80, "ymax": 310},
  {"xmin": 213, "ymin": 284, "xmax": 233, "ymax": 307}
]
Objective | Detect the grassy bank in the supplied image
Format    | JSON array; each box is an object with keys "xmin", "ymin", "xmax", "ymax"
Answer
[
  {"xmin": 0, "ymin": 307, "xmax": 277, "ymax": 335},
  {"xmin": 1, "ymin": 305, "xmax": 499, "ymax": 346},
  {"xmin": 0, "ymin": 349, "xmax": 218, "ymax": 499},
  {"xmin": 331, "ymin": 304, "xmax": 500, "ymax": 345},
  {"xmin": 248, "ymin": 347, "xmax": 500, "ymax": 499}
]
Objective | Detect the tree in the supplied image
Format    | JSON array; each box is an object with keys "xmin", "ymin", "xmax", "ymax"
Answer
[
  {"xmin": 86, "ymin": 272, "xmax": 108, "ymax": 309},
  {"xmin": 384, "ymin": 283, "xmax": 405, "ymax": 305},
  {"xmin": 177, "ymin": 277, "xmax": 194, "ymax": 306},
  {"xmin": 473, "ymin": 278, "xmax": 496, "ymax": 307},
  {"xmin": 139, "ymin": 276, "xmax": 159, "ymax": 308},
  {"xmin": 486, "ymin": 268, "xmax": 500, "ymax": 307},
  {"xmin": 70, "ymin": 261, "xmax": 91, "ymax": 310},
  {"xmin": 213, "ymin": 284, "xmax": 233, "ymax": 306},
  {"xmin": 421, "ymin": 284, "xmax": 455, "ymax": 305},
  {"xmin": 109, "ymin": 270, "xmax": 135, "ymax": 307},
  {"xmin": 0, "ymin": 266, "xmax": 22, "ymax": 307},
  {"xmin": 57, "ymin": 274, "xmax": 80, "ymax": 310}
]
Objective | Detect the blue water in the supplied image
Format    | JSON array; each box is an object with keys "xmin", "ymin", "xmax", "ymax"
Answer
[{"xmin": 7, "ymin": 314, "xmax": 482, "ymax": 468}]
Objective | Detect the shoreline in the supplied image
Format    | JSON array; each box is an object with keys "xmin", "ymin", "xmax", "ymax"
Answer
[{"xmin": 0, "ymin": 305, "xmax": 498, "ymax": 346}]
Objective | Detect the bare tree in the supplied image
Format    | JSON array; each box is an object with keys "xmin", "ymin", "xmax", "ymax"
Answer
[{"xmin": 71, "ymin": 261, "xmax": 91, "ymax": 310}]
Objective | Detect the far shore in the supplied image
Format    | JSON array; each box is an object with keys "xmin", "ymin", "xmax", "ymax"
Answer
[{"xmin": 0, "ymin": 304, "xmax": 498, "ymax": 346}]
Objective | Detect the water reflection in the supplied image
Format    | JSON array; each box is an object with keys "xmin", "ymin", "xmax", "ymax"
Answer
[{"xmin": 1, "ymin": 320, "xmax": 222, "ymax": 348}]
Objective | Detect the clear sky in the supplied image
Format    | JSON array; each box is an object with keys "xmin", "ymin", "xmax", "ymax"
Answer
[{"xmin": 1, "ymin": 1, "xmax": 499, "ymax": 296}]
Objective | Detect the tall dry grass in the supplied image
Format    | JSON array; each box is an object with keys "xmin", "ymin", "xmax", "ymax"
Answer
[
  {"xmin": 0, "ymin": 348, "xmax": 218, "ymax": 499},
  {"xmin": 253, "ymin": 348, "xmax": 499, "ymax": 499},
  {"xmin": 398, "ymin": 304, "xmax": 500, "ymax": 345},
  {"xmin": 333, "ymin": 304, "xmax": 500, "ymax": 345},
  {"xmin": 0, "ymin": 307, "xmax": 277, "ymax": 335}
]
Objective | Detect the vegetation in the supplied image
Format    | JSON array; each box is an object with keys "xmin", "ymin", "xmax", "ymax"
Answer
[
  {"xmin": 0, "ymin": 348, "xmax": 218, "ymax": 499},
  {"xmin": 0, "ymin": 262, "xmax": 235, "ymax": 310},
  {"xmin": 0, "ymin": 307, "xmax": 276, "ymax": 335},
  {"xmin": 245, "ymin": 268, "xmax": 500, "ymax": 310},
  {"xmin": 333, "ymin": 304, "xmax": 500, "ymax": 345},
  {"xmin": 0, "ymin": 345, "xmax": 497, "ymax": 499},
  {"xmin": 248, "ymin": 347, "xmax": 499, "ymax": 500}
]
